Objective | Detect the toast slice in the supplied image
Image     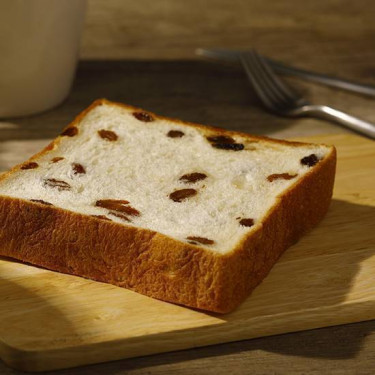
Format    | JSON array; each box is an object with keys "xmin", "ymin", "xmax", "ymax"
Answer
[{"xmin": 0, "ymin": 99, "xmax": 336, "ymax": 313}]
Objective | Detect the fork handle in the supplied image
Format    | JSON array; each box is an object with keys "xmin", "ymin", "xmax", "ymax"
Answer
[{"xmin": 304, "ymin": 105, "xmax": 375, "ymax": 139}]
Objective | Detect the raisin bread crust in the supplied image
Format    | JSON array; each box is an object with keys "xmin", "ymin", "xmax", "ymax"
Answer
[{"xmin": 0, "ymin": 99, "xmax": 336, "ymax": 313}]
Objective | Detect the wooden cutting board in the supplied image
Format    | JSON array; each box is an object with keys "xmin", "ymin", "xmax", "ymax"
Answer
[{"xmin": 0, "ymin": 133, "xmax": 374, "ymax": 372}]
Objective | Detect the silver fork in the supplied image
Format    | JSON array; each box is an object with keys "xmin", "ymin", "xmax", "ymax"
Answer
[{"xmin": 240, "ymin": 50, "xmax": 375, "ymax": 139}]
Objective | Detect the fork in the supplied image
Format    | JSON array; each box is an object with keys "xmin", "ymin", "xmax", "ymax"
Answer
[{"xmin": 240, "ymin": 50, "xmax": 375, "ymax": 139}]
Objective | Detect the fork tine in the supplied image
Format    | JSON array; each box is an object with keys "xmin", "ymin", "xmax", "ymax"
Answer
[
  {"xmin": 241, "ymin": 52, "xmax": 292, "ymax": 112},
  {"xmin": 249, "ymin": 50, "xmax": 301, "ymax": 103},
  {"xmin": 243, "ymin": 51, "xmax": 295, "ymax": 110},
  {"xmin": 240, "ymin": 53, "xmax": 277, "ymax": 110}
]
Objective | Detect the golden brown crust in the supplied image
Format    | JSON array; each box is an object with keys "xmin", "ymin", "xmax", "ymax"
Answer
[
  {"xmin": 0, "ymin": 100, "xmax": 102, "ymax": 184},
  {"xmin": 0, "ymin": 98, "xmax": 328, "ymax": 183},
  {"xmin": 0, "ymin": 99, "xmax": 337, "ymax": 313},
  {"xmin": 97, "ymin": 98, "xmax": 324, "ymax": 147},
  {"xmin": 218, "ymin": 146, "xmax": 336, "ymax": 312}
]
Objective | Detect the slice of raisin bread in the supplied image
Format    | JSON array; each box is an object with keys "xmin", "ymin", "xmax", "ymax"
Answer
[{"xmin": 0, "ymin": 99, "xmax": 336, "ymax": 313}]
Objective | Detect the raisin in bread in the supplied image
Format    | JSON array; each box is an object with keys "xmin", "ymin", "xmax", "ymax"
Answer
[{"xmin": 0, "ymin": 99, "xmax": 336, "ymax": 313}]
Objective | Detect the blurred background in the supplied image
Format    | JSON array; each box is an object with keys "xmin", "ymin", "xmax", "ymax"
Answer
[
  {"xmin": 0, "ymin": 0, "xmax": 374, "ymax": 168},
  {"xmin": 81, "ymin": 0, "xmax": 374, "ymax": 66}
]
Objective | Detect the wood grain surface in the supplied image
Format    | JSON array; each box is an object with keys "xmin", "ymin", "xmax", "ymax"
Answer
[
  {"xmin": 82, "ymin": 0, "xmax": 375, "ymax": 62},
  {"xmin": 1, "ymin": 58, "xmax": 374, "ymax": 171},
  {"xmin": 0, "ymin": 132, "xmax": 374, "ymax": 372},
  {"xmin": 0, "ymin": 61, "xmax": 375, "ymax": 375},
  {"xmin": 1, "ymin": 0, "xmax": 375, "ymax": 372}
]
